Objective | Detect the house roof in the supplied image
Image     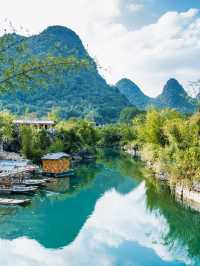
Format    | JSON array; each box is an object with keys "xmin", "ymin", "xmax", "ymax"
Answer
[
  {"xmin": 13, "ymin": 120, "xmax": 55, "ymax": 125},
  {"xmin": 42, "ymin": 152, "xmax": 70, "ymax": 160}
]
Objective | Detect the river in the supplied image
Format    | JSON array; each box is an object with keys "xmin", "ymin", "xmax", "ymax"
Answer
[{"xmin": 0, "ymin": 150, "xmax": 199, "ymax": 266}]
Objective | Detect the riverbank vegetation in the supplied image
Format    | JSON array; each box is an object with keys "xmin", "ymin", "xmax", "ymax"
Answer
[
  {"xmin": 133, "ymin": 108, "xmax": 200, "ymax": 185},
  {"xmin": 0, "ymin": 110, "xmax": 135, "ymax": 163},
  {"xmin": 1, "ymin": 106, "xmax": 200, "ymax": 187}
]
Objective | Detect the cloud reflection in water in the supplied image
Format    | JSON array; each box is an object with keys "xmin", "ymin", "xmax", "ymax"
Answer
[{"xmin": 0, "ymin": 182, "xmax": 191, "ymax": 266}]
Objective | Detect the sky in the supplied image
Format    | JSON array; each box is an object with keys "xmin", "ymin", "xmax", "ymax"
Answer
[{"xmin": 0, "ymin": 0, "xmax": 200, "ymax": 96}]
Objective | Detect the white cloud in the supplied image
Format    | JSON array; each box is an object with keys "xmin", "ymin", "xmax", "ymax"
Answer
[
  {"xmin": 0, "ymin": 182, "xmax": 192, "ymax": 266},
  {"xmin": 0, "ymin": 0, "xmax": 121, "ymax": 35},
  {"xmin": 88, "ymin": 8, "xmax": 200, "ymax": 96},
  {"xmin": 0, "ymin": 1, "xmax": 199, "ymax": 96},
  {"xmin": 126, "ymin": 3, "xmax": 144, "ymax": 12}
]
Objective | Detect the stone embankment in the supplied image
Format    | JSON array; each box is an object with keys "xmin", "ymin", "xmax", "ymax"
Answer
[
  {"xmin": 150, "ymin": 163, "xmax": 200, "ymax": 211},
  {"xmin": 135, "ymin": 151, "xmax": 200, "ymax": 211},
  {"xmin": 124, "ymin": 146, "xmax": 200, "ymax": 210},
  {"xmin": 123, "ymin": 145, "xmax": 140, "ymax": 157},
  {"xmin": 175, "ymin": 184, "xmax": 200, "ymax": 211}
]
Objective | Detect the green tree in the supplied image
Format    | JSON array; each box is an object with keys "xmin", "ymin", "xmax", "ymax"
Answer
[
  {"xmin": 119, "ymin": 107, "xmax": 141, "ymax": 124},
  {"xmin": 98, "ymin": 124, "xmax": 122, "ymax": 147},
  {"xmin": 47, "ymin": 107, "xmax": 61, "ymax": 123},
  {"xmin": 19, "ymin": 126, "xmax": 51, "ymax": 162},
  {"xmin": 19, "ymin": 126, "xmax": 33, "ymax": 158},
  {"xmin": 48, "ymin": 138, "xmax": 65, "ymax": 153},
  {"xmin": 75, "ymin": 120, "xmax": 99, "ymax": 147},
  {"xmin": 0, "ymin": 111, "xmax": 14, "ymax": 151},
  {"xmin": 134, "ymin": 108, "xmax": 165, "ymax": 146}
]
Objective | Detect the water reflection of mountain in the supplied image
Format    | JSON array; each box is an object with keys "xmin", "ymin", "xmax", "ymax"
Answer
[
  {"xmin": 0, "ymin": 152, "xmax": 137, "ymax": 249},
  {"xmin": 145, "ymin": 177, "xmax": 200, "ymax": 264}
]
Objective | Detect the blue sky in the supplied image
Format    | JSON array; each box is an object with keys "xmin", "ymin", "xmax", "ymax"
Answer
[
  {"xmin": 0, "ymin": 0, "xmax": 200, "ymax": 96},
  {"xmin": 120, "ymin": 0, "xmax": 200, "ymax": 28}
]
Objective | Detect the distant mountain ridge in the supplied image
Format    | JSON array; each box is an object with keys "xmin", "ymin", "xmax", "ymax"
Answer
[
  {"xmin": 0, "ymin": 25, "xmax": 197, "ymax": 123},
  {"xmin": 116, "ymin": 78, "xmax": 197, "ymax": 113},
  {"xmin": 116, "ymin": 79, "xmax": 151, "ymax": 109},
  {"xmin": 155, "ymin": 79, "xmax": 196, "ymax": 113}
]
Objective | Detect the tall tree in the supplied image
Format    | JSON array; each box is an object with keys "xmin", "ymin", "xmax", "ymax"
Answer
[{"xmin": 0, "ymin": 111, "xmax": 13, "ymax": 151}]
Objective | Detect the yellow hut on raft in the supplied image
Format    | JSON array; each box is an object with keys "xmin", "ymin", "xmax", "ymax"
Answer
[{"xmin": 41, "ymin": 152, "xmax": 74, "ymax": 177}]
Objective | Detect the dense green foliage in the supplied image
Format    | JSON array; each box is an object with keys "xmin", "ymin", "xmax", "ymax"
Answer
[
  {"xmin": 1, "ymin": 105, "xmax": 199, "ymax": 185},
  {"xmin": 0, "ymin": 26, "xmax": 129, "ymax": 124},
  {"xmin": 0, "ymin": 111, "xmax": 134, "ymax": 162},
  {"xmin": 133, "ymin": 108, "xmax": 200, "ymax": 184},
  {"xmin": 0, "ymin": 111, "xmax": 13, "ymax": 148},
  {"xmin": 0, "ymin": 31, "xmax": 87, "ymax": 92},
  {"xmin": 18, "ymin": 120, "xmax": 99, "ymax": 163},
  {"xmin": 119, "ymin": 106, "xmax": 142, "ymax": 124}
]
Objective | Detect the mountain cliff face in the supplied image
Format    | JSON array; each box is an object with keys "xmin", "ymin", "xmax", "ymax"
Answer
[
  {"xmin": 0, "ymin": 26, "xmax": 129, "ymax": 124},
  {"xmin": 155, "ymin": 79, "xmax": 196, "ymax": 113},
  {"xmin": 116, "ymin": 78, "xmax": 197, "ymax": 113},
  {"xmin": 116, "ymin": 78, "xmax": 151, "ymax": 109}
]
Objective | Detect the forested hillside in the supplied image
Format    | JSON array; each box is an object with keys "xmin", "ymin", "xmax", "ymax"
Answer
[
  {"xmin": 116, "ymin": 78, "xmax": 197, "ymax": 113},
  {"xmin": 0, "ymin": 26, "xmax": 130, "ymax": 124}
]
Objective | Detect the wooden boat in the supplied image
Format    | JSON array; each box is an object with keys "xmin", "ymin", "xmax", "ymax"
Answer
[
  {"xmin": 12, "ymin": 185, "xmax": 38, "ymax": 194},
  {"xmin": 0, "ymin": 198, "xmax": 31, "ymax": 206},
  {"xmin": 0, "ymin": 187, "xmax": 12, "ymax": 194},
  {"xmin": 43, "ymin": 178, "xmax": 56, "ymax": 182},
  {"xmin": 21, "ymin": 179, "xmax": 46, "ymax": 186}
]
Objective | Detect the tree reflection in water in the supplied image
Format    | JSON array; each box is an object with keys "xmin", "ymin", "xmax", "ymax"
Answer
[{"xmin": 145, "ymin": 175, "xmax": 200, "ymax": 263}]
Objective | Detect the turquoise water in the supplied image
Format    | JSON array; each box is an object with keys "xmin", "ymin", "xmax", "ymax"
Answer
[{"xmin": 0, "ymin": 150, "xmax": 199, "ymax": 266}]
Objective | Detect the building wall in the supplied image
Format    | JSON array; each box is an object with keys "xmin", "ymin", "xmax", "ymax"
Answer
[{"xmin": 42, "ymin": 159, "xmax": 70, "ymax": 173}]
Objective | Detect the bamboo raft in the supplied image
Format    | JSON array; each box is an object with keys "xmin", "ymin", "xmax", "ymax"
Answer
[{"xmin": 0, "ymin": 198, "xmax": 31, "ymax": 206}]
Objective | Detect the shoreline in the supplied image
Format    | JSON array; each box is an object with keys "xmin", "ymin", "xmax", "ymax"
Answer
[
  {"xmin": 125, "ymin": 147, "xmax": 200, "ymax": 212},
  {"xmin": 148, "ymin": 161, "xmax": 200, "ymax": 212}
]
